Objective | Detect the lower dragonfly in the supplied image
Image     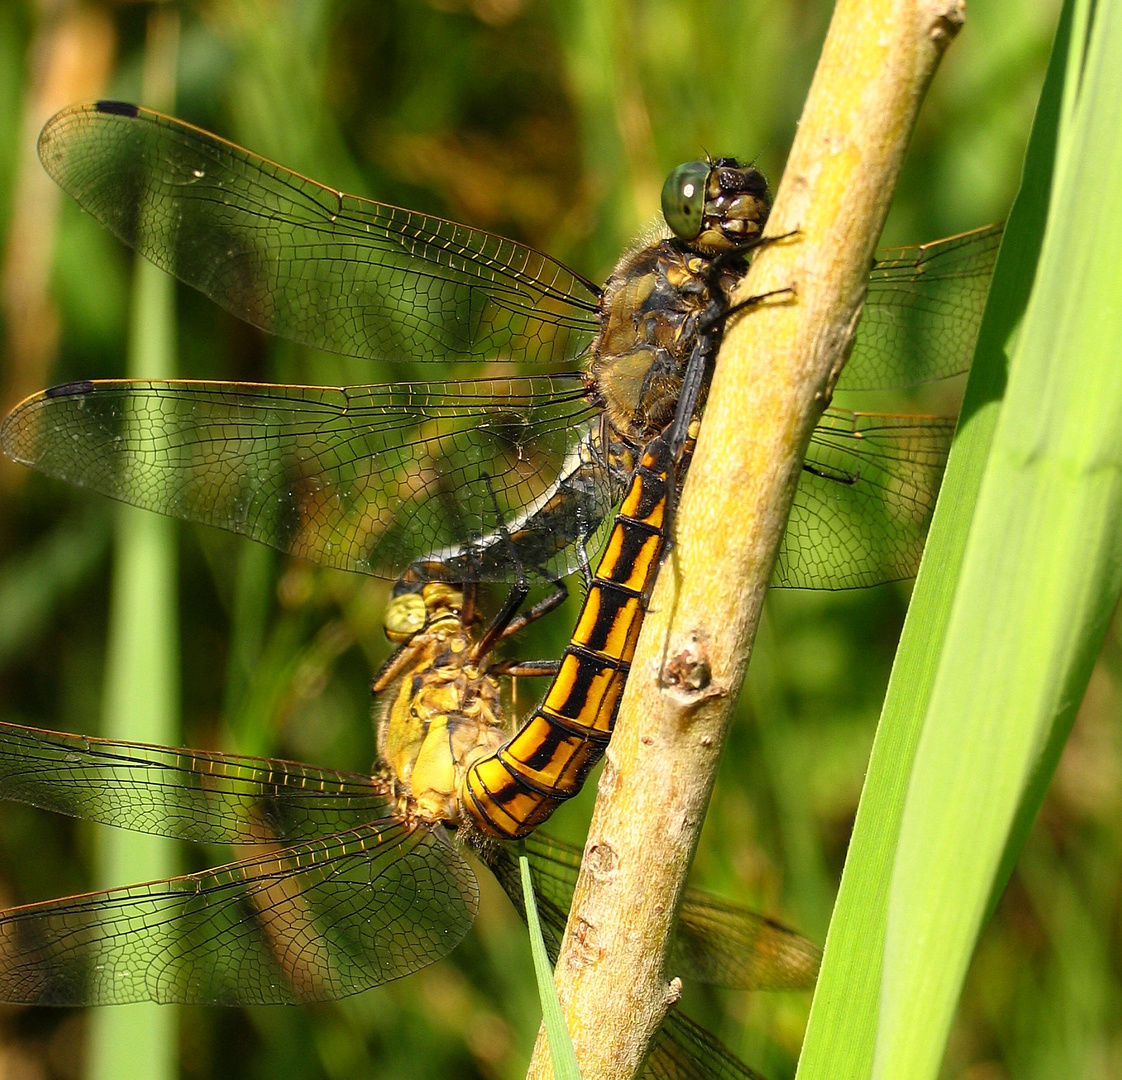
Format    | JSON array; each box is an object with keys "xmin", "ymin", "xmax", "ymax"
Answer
[{"xmin": 0, "ymin": 574, "xmax": 819, "ymax": 1080}]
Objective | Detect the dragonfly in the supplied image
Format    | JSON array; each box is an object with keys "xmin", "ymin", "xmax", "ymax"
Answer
[
  {"xmin": 1, "ymin": 100, "xmax": 1001, "ymax": 598},
  {"xmin": 1, "ymin": 102, "xmax": 998, "ymax": 841},
  {"xmin": 0, "ymin": 575, "xmax": 821, "ymax": 1080}
]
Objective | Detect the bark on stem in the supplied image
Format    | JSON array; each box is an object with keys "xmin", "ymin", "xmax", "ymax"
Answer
[{"xmin": 525, "ymin": 2, "xmax": 965, "ymax": 1078}]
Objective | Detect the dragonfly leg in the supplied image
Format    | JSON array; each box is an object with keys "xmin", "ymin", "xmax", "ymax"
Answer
[
  {"xmin": 495, "ymin": 579, "xmax": 568, "ymax": 643},
  {"xmin": 372, "ymin": 635, "xmax": 427, "ymax": 694},
  {"xmin": 573, "ymin": 504, "xmax": 596, "ymax": 592},
  {"xmin": 488, "ymin": 658, "xmax": 563, "ymax": 678},
  {"xmin": 721, "ymin": 282, "xmax": 796, "ymax": 323},
  {"xmin": 470, "ymin": 472, "xmax": 569, "ymax": 661},
  {"xmin": 472, "ymin": 578, "xmax": 530, "ymax": 662},
  {"xmin": 473, "ymin": 574, "xmax": 570, "ymax": 662}
]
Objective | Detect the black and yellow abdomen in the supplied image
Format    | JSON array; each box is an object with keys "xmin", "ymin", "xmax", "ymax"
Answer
[{"xmin": 462, "ymin": 435, "xmax": 676, "ymax": 839}]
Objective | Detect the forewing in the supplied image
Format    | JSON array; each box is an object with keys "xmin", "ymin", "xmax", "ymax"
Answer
[
  {"xmin": 774, "ymin": 409, "xmax": 956, "ymax": 589},
  {"xmin": 0, "ymin": 822, "xmax": 478, "ymax": 1005},
  {"xmin": 39, "ymin": 102, "xmax": 600, "ymax": 365},
  {"xmin": 0, "ymin": 720, "xmax": 391, "ymax": 845},
  {"xmin": 839, "ymin": 224, "xmax": 1002, "ymax": 390},
  {"xmin": 0, "ymin": 377, "xmax": 610, "ymax": 581}
]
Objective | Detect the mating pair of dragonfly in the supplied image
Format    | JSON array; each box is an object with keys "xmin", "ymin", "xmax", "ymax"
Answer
[{"xmin": 0, "ymin": 100, "xmax": 1000, "ymax": 1075}]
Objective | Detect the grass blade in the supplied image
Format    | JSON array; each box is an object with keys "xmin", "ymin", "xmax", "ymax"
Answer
[
  {"xmin": 874, "ymin": 0, "xmax": 1122, "ymax": 1074},
  {"xmin": 520, "ymin": 846, "xmax": 583, "ymax": 1080},
  {"xmin": 87, "ymin": 11, "xmax": 180, "ymax": 1080},
  {"xmin": 796, "ymin": 2, "xmax": 1072, "ymax": 1076}
]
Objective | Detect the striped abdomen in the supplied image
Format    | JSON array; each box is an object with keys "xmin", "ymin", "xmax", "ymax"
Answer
[{"xmin": 462, "ymin": 435, "xmax": 677, "ymax": 839}]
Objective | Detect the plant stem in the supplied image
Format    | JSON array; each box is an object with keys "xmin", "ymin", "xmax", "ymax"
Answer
[{"xmin": 525, "ymin": 1, "xmax": 966, "ymax": 1077}]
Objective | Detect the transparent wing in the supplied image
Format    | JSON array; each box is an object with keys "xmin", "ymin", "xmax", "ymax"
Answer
[
  {"xmin": 0, "ymin": 376, "xmax": 611, "ymax": 582},
  {"xmin": 488, "ymin": 833, "xmax": 819, "ymax": 991},
  {"xmin": 775, "ymin": 409, "xmax": 957, "ymax": 589},
  {"xmin": 1, "ymin": 387, "xmax": 955, "ymax": 590},
  {"xmin": 0, "ymin": 722, "xmax": 478, "ymax": 1005},
  {"xmin": 487, "ymin": 836, "xmax": 790, "ymax": 1080},
  {"xmin": 670, "ymin": 894, "xmax": 821, "ymax": 991},
  {"xmin": 647, "ymin": 1014, "xmax": 769, "ymax": 1080},
  {"xmin": 39, "ymin": 102, "xmax": 600, "ymax": 366},
  {"xmin": 0, "ymin": 823, "xmax": 477, "ymax": 1005},
  {"xmin": 0, "ymin": 720, "xmax": 392, "ymax": 844},
  {"xmin": 839, "ymin": 224, "xmax": 1003, "ymax": 390}
]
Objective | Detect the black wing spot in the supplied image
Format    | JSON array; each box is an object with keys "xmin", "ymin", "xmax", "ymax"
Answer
[
  {"xmin": 44, "ymin": 380, "xmax": 98, "ymax": 399},
  {"xmin": 95, "ymin": 100, "xmax": 139, "ymax": 118}
]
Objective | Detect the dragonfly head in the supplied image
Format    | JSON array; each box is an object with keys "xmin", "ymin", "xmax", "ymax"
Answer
[
  {"xmin": 661, "ymin": 157, "xmax": 770, "ymax": 254},
  {"xmin": 383, "ymin": 581, "xmax": 466, "ymax": 643}
]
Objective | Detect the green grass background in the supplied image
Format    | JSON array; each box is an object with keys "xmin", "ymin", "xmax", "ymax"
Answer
[{"xmin": 3, "ymin": 2, "xmax": 1117, "ymax": 1080}]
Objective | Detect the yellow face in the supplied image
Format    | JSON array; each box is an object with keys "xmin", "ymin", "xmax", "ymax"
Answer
[{"xmin": 382, "ymin": 582, "xmax": 465, "ymax": 643}]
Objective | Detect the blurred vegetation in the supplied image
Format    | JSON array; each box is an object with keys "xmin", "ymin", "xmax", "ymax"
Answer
[{"xmin": 1, "ymin": 2, "xmax": 1113, "ymax": 1080}]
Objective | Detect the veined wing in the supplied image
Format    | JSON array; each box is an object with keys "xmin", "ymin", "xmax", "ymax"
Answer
[
  {"xmin": 838, "ymin": 223, "xmax": 1003, "ymax": 391},
  {"xmin": 488, "ymin": 833, "xmax": 820, "ymax": 991},
  {"xmin": 670, "ymin": 892, "xmax": 821, "ymax": 991},
  {"xmin": 0, "ymin": 720, "xmax": 392, "ymax": 844},
  {"xmin": 39, "ymin": 102, "xmax": 601, "ymax": 366},
  {"xmin": 0, "ymin": 376, "xmax": 611, "ymax": 582},
  {"xmin": 775, "ymin": 409, "xmax": 957, "ymax": 589},
  {"xmin": 0, "ymin": 721, "xmax": 478, "ymax": 1005},
  {"xmin": 648, "ymin": 1013, "xmax": 769, "ymax": 1080},
  {"xmin": 488, "ymin": 836, "xmax": 798, "ymax": 1080},
  {"xmin": 0, "ymin": 727, "xmax": 803, "ymax": 1059},
  {"xmin": 0, "ymin": 823, "xmax": 477, "ymax": 1005}
]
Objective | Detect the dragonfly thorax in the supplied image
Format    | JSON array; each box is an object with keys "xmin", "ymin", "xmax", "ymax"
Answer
[
  {"xmin": 590, "ymin": 239, "xmax": 751, "ymax": 459},
  {"xmin": 384, "ymin": 667, "xmax": 505, "ymax": 827}
]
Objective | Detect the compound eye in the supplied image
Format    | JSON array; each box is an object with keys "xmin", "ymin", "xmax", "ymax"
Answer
[
  {"xmin": 383, "ymin": 593, "xmax": 427, "ymax": 643},
  {"xmin": 661, "ymin": 161, "xmax": 710, "ymax": 240}
]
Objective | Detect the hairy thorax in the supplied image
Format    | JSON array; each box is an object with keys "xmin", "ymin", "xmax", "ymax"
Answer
[{"xmin": 588, "ymin": 238, "xmax": 748, "ymax": 471}]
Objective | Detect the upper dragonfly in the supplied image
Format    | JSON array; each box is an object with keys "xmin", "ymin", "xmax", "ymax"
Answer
[{"xmin": 0, "ymin": 101, "xmax": 1000, "ymax": 590}]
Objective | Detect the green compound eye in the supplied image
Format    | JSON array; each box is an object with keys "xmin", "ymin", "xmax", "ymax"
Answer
[{"xmin": 661, "ymin": 160, "xmax": 710, "ymax": 240}]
